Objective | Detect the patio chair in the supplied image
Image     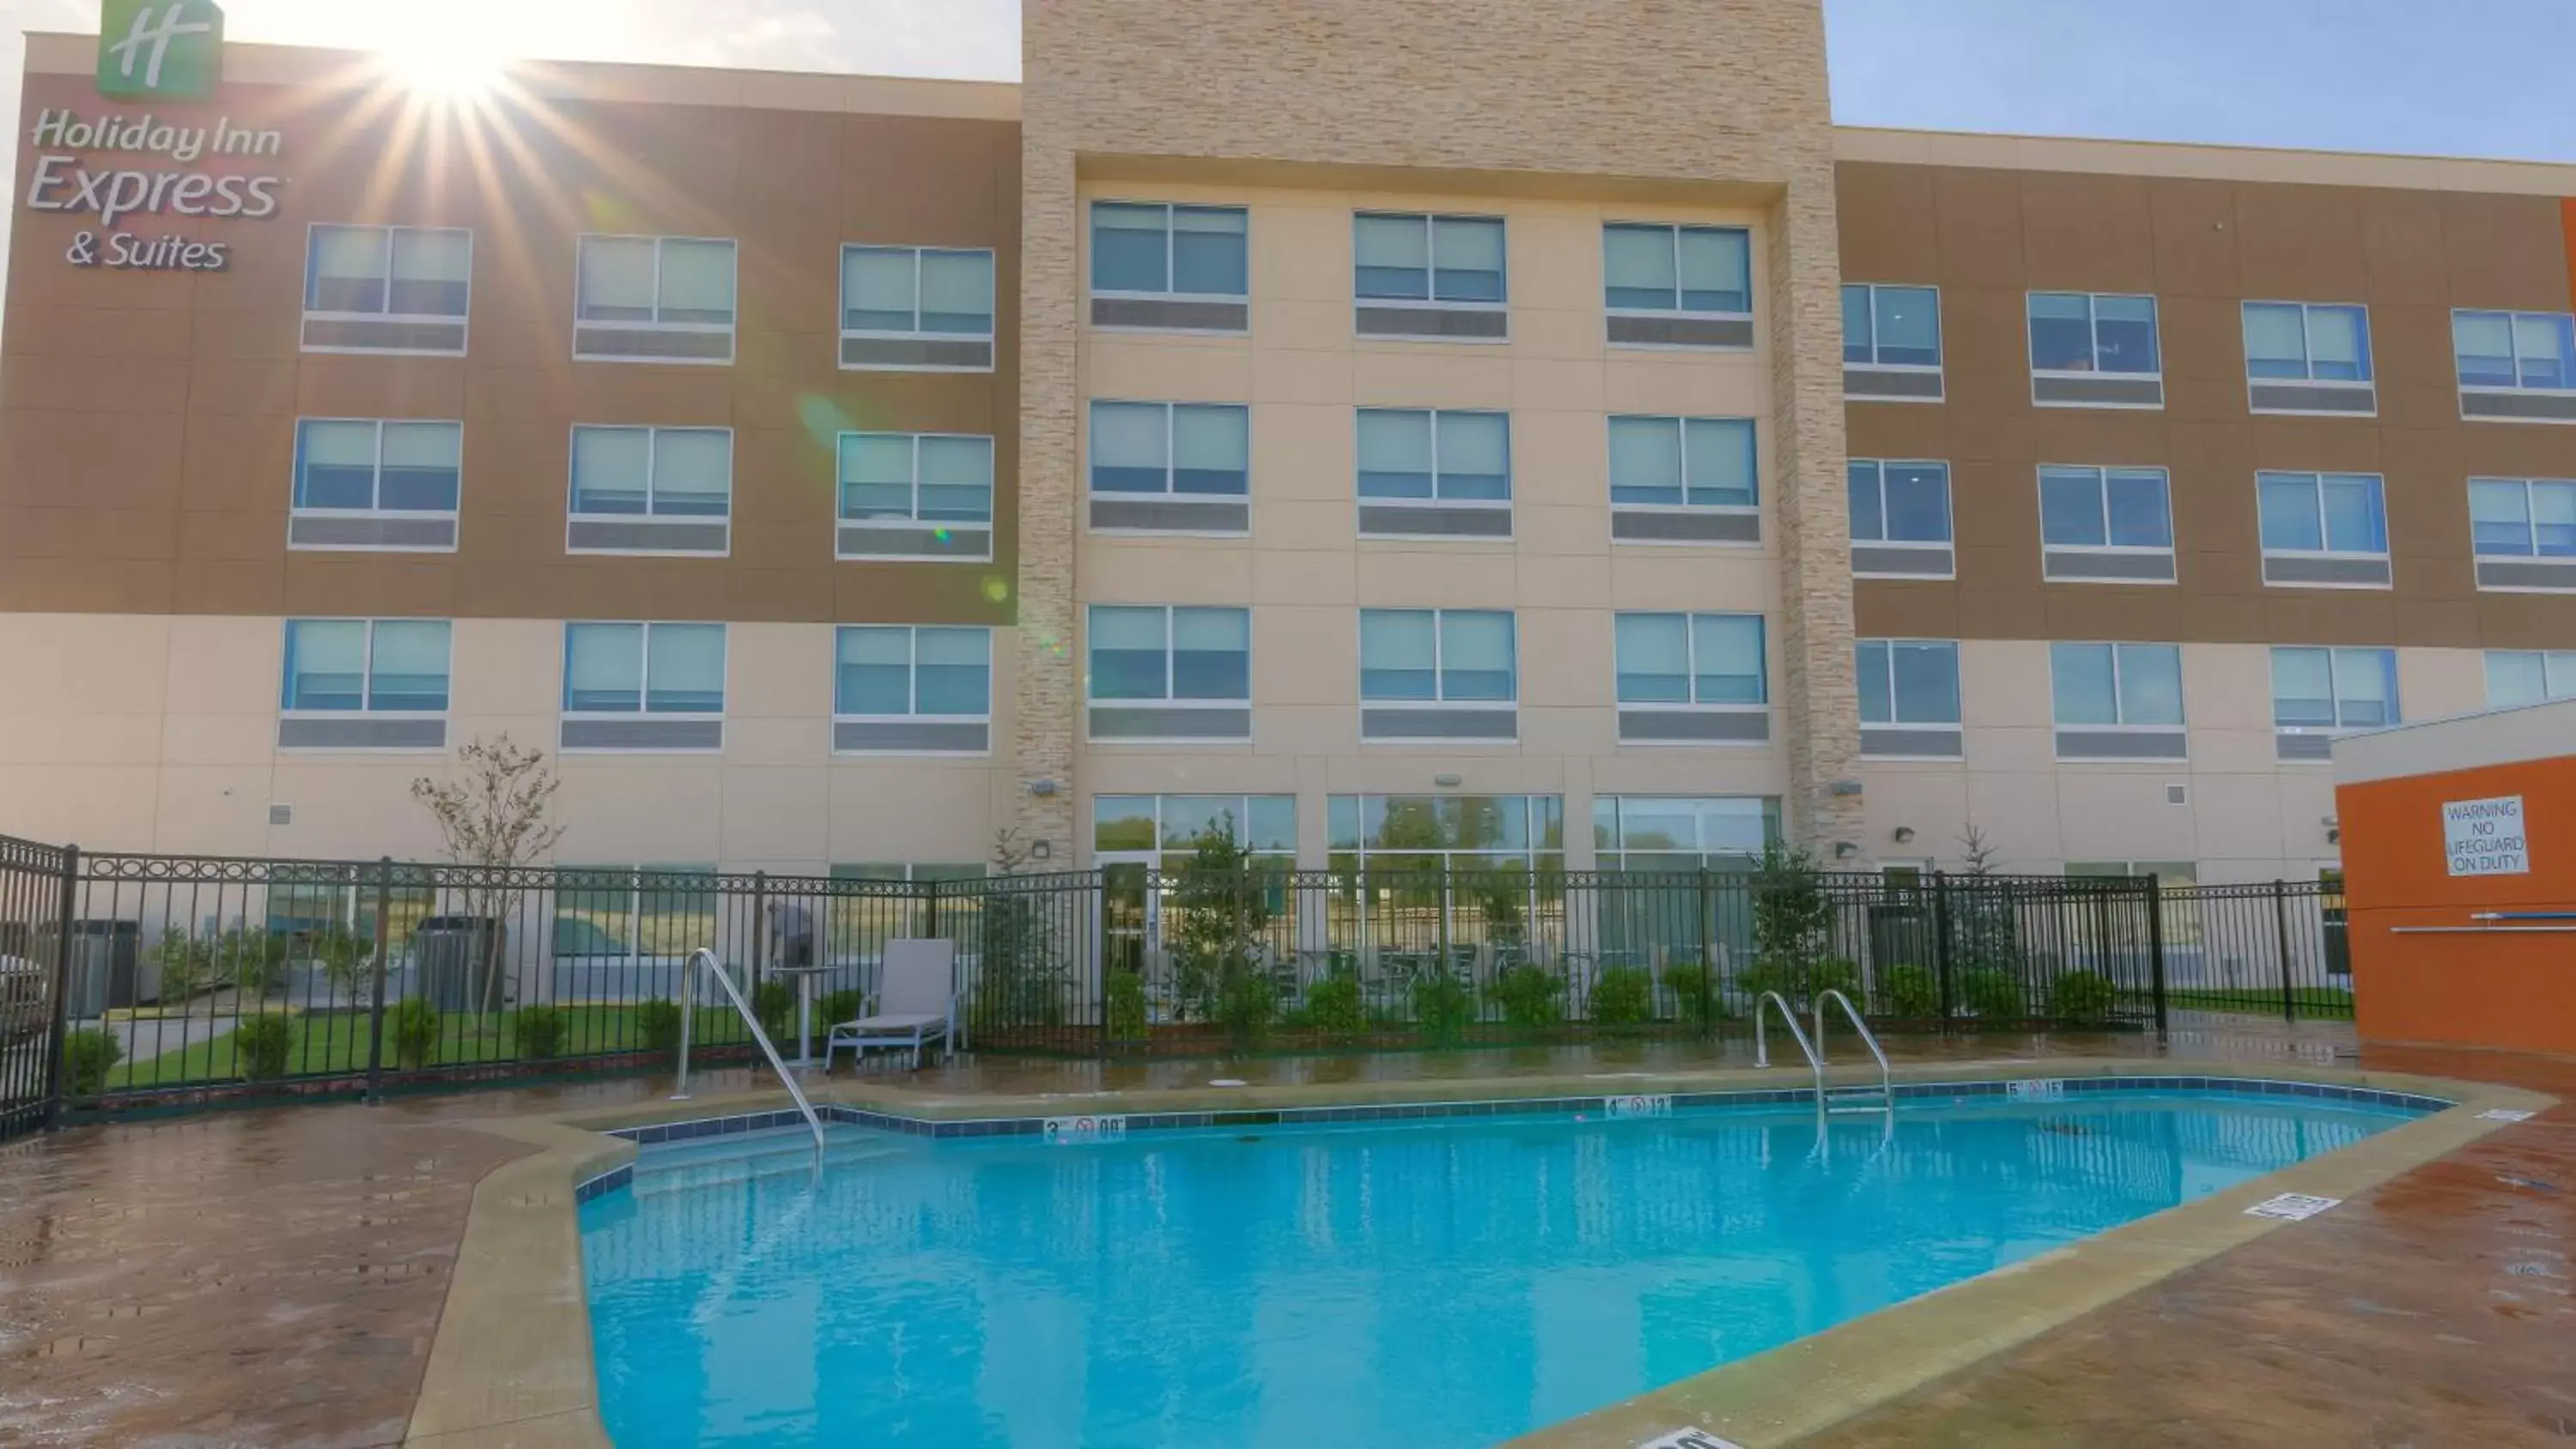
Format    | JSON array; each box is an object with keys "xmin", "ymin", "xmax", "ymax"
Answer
[{"xmin": 824, "ymin": 938, "xmax": 957, "ymax": 1071}]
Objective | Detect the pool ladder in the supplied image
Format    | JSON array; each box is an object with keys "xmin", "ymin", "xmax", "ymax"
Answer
[
  {"xmin": 1753, "ymin": 989, "xmax": 1893, "ymax": 1119},
  {"xmin": 671, "ymin": 947, "xmax": 829, "ymax": 1152}
]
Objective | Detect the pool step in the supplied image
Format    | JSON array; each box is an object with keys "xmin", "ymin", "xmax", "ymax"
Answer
[{"xmin": 1825, "ymin": 1087, "xmax": 1893, "ymax": 1114}]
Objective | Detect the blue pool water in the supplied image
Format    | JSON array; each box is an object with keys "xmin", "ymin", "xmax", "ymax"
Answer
[{"xmin": 580, "ymin": 1089, "xmax": 2421, "ymax": 1448}]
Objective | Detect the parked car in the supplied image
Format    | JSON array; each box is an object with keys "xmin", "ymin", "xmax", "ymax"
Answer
[{"xmin": 1, "ymin": 955, "xmax": 46, "ymax": 1044}]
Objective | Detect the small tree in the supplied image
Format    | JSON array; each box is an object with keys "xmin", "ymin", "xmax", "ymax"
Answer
[
  {"xmin": 411, "ymin": 735, "xmax": 566, "ymax": 1022},
  {"xmin": 1164, "ymin": 816, "xmax": 1276, "ymax": 1040},
  {"xmin": 1947, "ymin": 818, "xmax": 2025, "ymax": 991},
  {"xmin": 974, "ymin": 828, "xmax": 1066, "ymax": 1031},
  {"xmin": 1741, "ymin": 842, "xmax": 1841, "ymax": 1006}
]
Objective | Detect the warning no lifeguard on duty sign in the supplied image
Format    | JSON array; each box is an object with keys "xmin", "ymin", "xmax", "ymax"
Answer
[{"xmin": 2442, "ymin": 795, "xmax": 2530, "ymax": 877}]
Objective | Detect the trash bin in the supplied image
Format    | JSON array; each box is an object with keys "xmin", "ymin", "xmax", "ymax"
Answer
[{"xmin": 412, "ymin": 916, "xmax": 508, "ymax": 1013}]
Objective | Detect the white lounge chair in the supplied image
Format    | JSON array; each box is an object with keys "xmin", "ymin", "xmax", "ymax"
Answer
[{"xmin": 824, "ymin": 939, "xmax": 957, "ymax": 1071}]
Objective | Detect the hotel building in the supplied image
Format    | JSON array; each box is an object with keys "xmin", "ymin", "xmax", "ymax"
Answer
[{"xmin": 7, "ymin": 2, "xmax": 2576, "ymax": 890}]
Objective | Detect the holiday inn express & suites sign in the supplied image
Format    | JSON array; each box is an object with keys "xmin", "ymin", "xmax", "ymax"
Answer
[{"xmin": 98, "ymin": 0, "xmax": 225, "ymax": 100}]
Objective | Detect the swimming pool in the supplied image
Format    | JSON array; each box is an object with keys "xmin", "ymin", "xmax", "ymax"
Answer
[{"xmin": 578, "ymin": 1083, "xmax": 2432, "ymax": 1448}]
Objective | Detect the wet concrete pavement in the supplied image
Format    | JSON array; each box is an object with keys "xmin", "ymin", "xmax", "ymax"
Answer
[{"xmin": 0, "ymin": 1030, "xmax": 2565, "ymax": 1448}]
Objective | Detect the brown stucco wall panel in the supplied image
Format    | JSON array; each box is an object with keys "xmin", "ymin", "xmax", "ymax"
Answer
[
  {"xmin": 2437, "ymin": 192, "xmax": 2571, "ymax": 307},
  {"xmin": 1926, "ymin": 168, "xmax": 2028, "ymax": 292},
  {"xmin": 2233, "ymin": 185, "xmax": 2369, "ymax": 300},
  {"xmin": 2144, "ymin": 177, "xmax": 2243, "ymax": 300},
  {"xmin": 2020, "ymin": 173, "xmax": 2157, "ymax": 291}
]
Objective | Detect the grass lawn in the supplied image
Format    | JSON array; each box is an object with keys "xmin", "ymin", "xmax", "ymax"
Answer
[{"xmin": 104, "ymin": 1003, "xmax": 787, "ymax": 1089}]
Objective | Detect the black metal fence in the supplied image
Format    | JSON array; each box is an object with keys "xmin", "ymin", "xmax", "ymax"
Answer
[{"xmin": 0, "ymin": 834, "xmax": 2361, "ymax": 1131}]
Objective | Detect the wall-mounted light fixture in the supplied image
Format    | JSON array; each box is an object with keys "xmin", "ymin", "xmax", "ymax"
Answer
[
  {"xmin": 1892, "ymin": 825, "xmax": 1916, "ymax": 844},
  {"xmin": 1026, "ymin": 779, "xmax": 1059, "ymax": 797},
  {"xmin": 1433, "ymin": 773, "xmax": 1462, "ymax": 788},
  {"xmin": 1833, "ymin": 840, "xmax": 1861, "ymax": 859}
]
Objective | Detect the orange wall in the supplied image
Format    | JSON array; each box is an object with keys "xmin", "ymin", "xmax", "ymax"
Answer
[{"xmin": 2336, "ymin": 755, "xmax": 2576, "ymax": 1054}]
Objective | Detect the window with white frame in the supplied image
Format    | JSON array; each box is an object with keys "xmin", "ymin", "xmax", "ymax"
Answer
[
  {"xmin": 1847, "ymin": 459, "xmax": 1953, "ymax": 577},
  {"xmin": 838, "ymin": 245, "xmax": 995, "ymax": 370},
  {"xmin": 1329, "ymin": 795, "xmax": 1564, "ymax": 873},
  {"xmin": 1360, "ymin": 609, "xmax": 1514, "ymax": 704},
  {"xmin": 1357, "ymin": 408, "xmax": 1510, "ymax": 536},
  {"xmin": 1856, "ymin": 639, "xmax": 1962, "ymax": 757},
  {"xmin": 2038, "ymin": 464, "xmax": 2174, "ymax": 582},
  {"xmin": 2271, "ymin": 646, "xmax": 2397, "ymax": 734},
  {"xmin": 1091, "ymin": 203, "xmax": 1248, "ymax": 301},
  {"xmin": 1605, "ymin": 223, "xmax": 1750, "ymax": 315},
  {"xmin": 567, "ymin": 426, "xmax": 731, "ymax": 555},
  {"xmin": 2486, "ymin": 649, "xmax": 2576, "ymax": 708},
  {"xmin": 278, "ymin": 618, "xmax": 452, "ymax": 749},
  {"xmin": 836, "ymin": 432, "xmax": 993, "ymax": 561},
  {"xmin": 1087, "ymin": 606, "xmax": 1251, "ymax": 741},
  {"xmin": 1356, "ymin": 212, "xmax": 1504, "ymax": 306},
  {"xmin": 831, "ymin": 862, "xmax": 987, "ymax": 884},
  {"xmin": 2243, "ymin": 301, "xmax": 2372, "ymax": 411},
  {"xmin": 1094, "ymin": 795, "xmax": 1297, "ymax": 867},
  {"xmin": 834, "ymin": 625, "xmax": 993, "ymax": 755},
  {"xmin": 1592, "ymin": 796, "xmax": 1775, "ymax": 869},
  {"xmin": 1084, "ymin": 400, "xmax": 1251, "ymax": 541},
  {"xmin": 2028, "ymin": 292, "xmax": 2162, "ymax": 407},
  {"xmin": 1608, "ymin": 415, "xmax": 1755, "ymax": 509},
  {"xmin": 2050, "ymin": 641, "xmax": 2186, "ymax": 758},
  {"xmin": 1614, "ymin": 613, "xmax": 1765, "ymax": 706},
  {"xmin": 561, "ymin": 622, "xmax": 726, "ymax": 752},
  {"xmin": 573, "ymin": 235, "xmax": 736, "ymax": 362},
  {"xmin": 2470, "ymin": 477, "xmax": 2576, "ymax": 559},
  {"xmin": 2257, "ymin": 470, "xmax": 2388, "ymax": 588},
  {"xmin": 302, "ymin": 224, "xmax": 470, "ymax": 354},
  {"xmin": 1842, "ymin": 283, "xmax": 1941, "ymax": 398},
  {"xmin": 289, "ymin": 418, "xmax": 460, "ymax": 552},
  {"xmin": 2454, "ymin": 310, "xmax": 2576, "ymax": 392}
]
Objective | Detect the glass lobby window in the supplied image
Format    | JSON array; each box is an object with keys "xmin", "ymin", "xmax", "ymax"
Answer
[
  {"xmin": 2028, "ymin": 292, "xmax": 2160, "ymax": 374},
  {"xmin": 2258, "ymin": 471, "xmax": 2386, "ymax": 555},
  {"xmin": 1613, "ymin": 613, "xmax": 1765, "ymax": 706},
  {"xmin": 303, "ymin": 225, "xmax": 471, "ymax": 355},
  {"xmin": 1592, "ymin": 796, "xmax": 1774, "ymax": 869},
  {"xmin": 2469, "ymin": 477, "xmax": 2576, "ymax": 557},
  {"xmin": 282, "ymin": 619, "xmax": 452, "ymax": 713},
  {"xmin": 1329, "ymin": 795, "xmax": 1564, "ymax": 871},
  {"xmin": 1358, "ymin": 609, "xmax": 1515, "ymax": 703},
  {"xmin": 835, "ymin": 626, "xmax": 992, "ymax": 719},
  {"xmin": 2271, "ymin": 646, "xmax": 2397, "ymax": 731},
  {"xmin": 1856, "ymin": 639, "xmax": 1961, "ymax": 727},
  {"xmin": 1086, "ymin": 606, "xmax": 1251, "ymax": 705},
  {"xmin": 1091, "ymin": 203, "xmax": 1249, "ymax": 299},
  {"xmin": 1847, "ymin": 460, "xmax": 1950, "ymax": 545},
  {"xmin": 2453, "ymin": 310, "xmax": 2576, "ymax": 391},
  {"xmin": 294, "ymin": 419, "xmax": 460, "ymax": 515},
  {"xmin": 568, "ymin": 426, "xmax": 732, "ymax": 518},
  {"xmin": 574, "ymin": 235, "xmax": 736, "ymax": 362},
  {"xmin": 2486, "ymin": 649, "xmax": 2576, "ymax": 708},
  {"xmin": 2040, "ymin": 465, "xmax": 2172, "ymax": 550},
  {"xmin": 1604, "ymin": 223, "xmax": 1749, "ymax": 315},
  {"xmin": 1357, "ymin": 409, "xmax": 1510, "ymax": 501},
  {"xmin": 562, "ymin": 622, "xmax": 727, "ymax": 715},
  {"xmin": 1090, "ymin": 403, "xmax": 1249, "ymax": 496},
  {"xmin": 1607, "ymin": 415, "xmax": 1755, "ymax": 509},
  {"xmin": 1094, "ymin": 795, "xmax": 1297, "ymax": 867},
  {"xmin": 1842, "ymin": 283, "xmax": 1941, "ymax": 367},
  {"xmin": 838, "ymin": 433, "xmax": 994, "ymax": 524},
  {"xmin": 839, "ymin": 245, "xmax": 994, "ymax": 370},
  {"xmin": 2243, "ymin": 301, "xmax": 2371, "ymax": 382},
  {"xmin": 1354, "ymin": 213, "xmax": 1505, "ymax": 305},
  {"xmin": 2050, "ymin": 642, "xmax": 2184, "ymax": 727}
]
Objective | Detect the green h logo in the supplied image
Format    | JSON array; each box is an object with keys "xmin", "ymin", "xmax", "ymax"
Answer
[{"xmin": 97, "ymin": 0, "xmax": 224, "ymax": 100}]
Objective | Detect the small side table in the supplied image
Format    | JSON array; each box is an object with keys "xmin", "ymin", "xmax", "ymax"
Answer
[{"xmin": 766, "ymin": 962, "xmax": 829, "ymax": 1069}]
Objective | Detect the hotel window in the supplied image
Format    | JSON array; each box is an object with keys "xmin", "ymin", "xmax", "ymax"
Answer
[
  {"xmin": 1847, "ymin": 459, "xmax": 1953, "ymax": 578},
  {"xmin": 567, "ymin": 426, "xmax": 732, "ymax": 555},
  {"xmin": 1357, "ymin": 408, "xmax": 1511, "ymax": 538},
  {"xmin": 833, "ymin": 863, "xmax": 987, "ymax": 884},
  {"xmin": 278, "ymin": 619, "xmax": 451, "ymax": 751},
  {"xmin": 301, "ymin": 224, "xmax": 470, "ymax": 354},
  {"xmin": 1607, "ymin": 415, "xmax": 1758, "ymax": 544},
  {"xmin": 1614, "ymin": 612, "xmax": 1769, "ymax": 744},
  {"xmin": 2468, "ymin": 476, "xmax": 2576, "ymax": 591},
  {"xmin": 1329, "ymin": 795, "xmax": 1564, "ymax": 875},
  {"xmin": 1094, "ymin": 795, "xmax": 1297, "ymax": 869},
  {"xmin": 288, "ymin": 418, "xmax": 460, "ymax": 552},
  {"xmin": 1842, "ymin": 283, "xmax": 1942, "ymax": 400},
  {"xmin": 834, "ymin": 625, "xmax": 993, "ymax": 756},
  {"xmin": 838, "ymin": 245, "xmax": 994, "ymax": 371},
  {"xmin": 1087, "ymin": 401, "xmax": 1250, "ymax": 536},
  {"xmin": 1593, "ymin": 797, "xmax": 1774, "ymax": 870},
  {"xmin": 551, "ymin": 866, "xmax": 717, "ymax": 970},
  {"xmin": 1603, "ymin": 221, "xmax": 1753, "ymax": 348},
  {"xmin": 1358, "ymin": 609, "xmax": 1516, "ymax": 742},
  {"xmin": 2453, "ymin": 310, "xmax": 2576, "ymax": 421},
  {"xmin": 560, "ymin": 622, "xmax": 726, "ymax": 753},
  {"xmin": 2050, "ymin": 642, "xmax": 2186, "ymax": 760},
  {"xmin": 2038, "ymin": 464, "xmax": 2174, "ymax": 584},
  {"xmin": 2486, "ymin": 649, "xmax": 2576, "ymax": 708},
  {"xmin": 1354, "ymin": 212, "xmax": 1507, "ymax": 339},
  {"xmin": 2256, "ymin": 471, "xmax": 2389, "ymax": 589},
  {"xmin": 1090, "ymin": 202, "xmax": 1249, "ymax": 331},
  {"xmin": 1856, "ymin": 639, "xmax": 1963, "ymax": 759},
  {"xmin": 572, "ymin": 234, "xmax": 736, "ymax": 363},
  {"xmin": 2243, "ymin": 301, "xmax": 2373, "ymax": 415},
  {"xmin": 2271, "ymin": 646, "xmax": 2397, "ymax": 761},
  {"xmin": 836, "ymin": 432, "xmax": 993, "ymax": 561},
  {"xmin": 1086, "ymin": 606, "xmax": 1252, "ymax": 743},
  {"xmin": 2027, "ymin": 292, "xmax": 2163, "ymax": 408}
]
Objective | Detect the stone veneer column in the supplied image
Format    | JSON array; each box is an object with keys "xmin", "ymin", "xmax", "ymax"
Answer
[{"xmin": 1012, "ymin": 94, "xmax": 1080, "ymax": 854}]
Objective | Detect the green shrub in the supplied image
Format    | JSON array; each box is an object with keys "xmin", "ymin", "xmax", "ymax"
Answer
[
  {"xmin": 1216, "ymin": 965, "xmax": 1275, "ymax": 1046},
  {"xmin": 515, "ymin": 1005, "xmax": 568, "ymax": 1060},
  {"xmin": 1587, "ymin": 965, "xmax": 1653, "ymax": 1028},
  {"xmin": 752, "ymin": 980, "xmax": 796, "ymax": 1040},
  {"xmin": 1663, "ymin": 961, "xmax": 1723, "ymax": 1027},
  {"xmin": 391, "ymin": 997, "xmax": 440, "ymax": 1070},
  {"xmin": 1882, "ymin": 964, "xmax": 1941, "ymax": 1019},
  {"xmin": 1738, "ymin": 955, "xmax": 1862, "ymax": 1010},
  {"xmin": 1105, "ymin": 970, "xmax": 1148, "ymax": 1042},
  {"xmin": 817, "ymin": 989, "xmax": 865, "ymax": 1028},
  {"xmin": 2050, "ymin": 969, "xmax": 2117, "ymax": 1026},
  {"xmin": 64, "ymin": 1028, "xmax": 120, "ymax": 1095},
  {"xmin": 1487, "ymin": 964, "xmax": 1566, "ymax": 1030},
  {"xmin": 1300, "ymin": 973, "xmax": 1365, "ymax": 1037},
  {"xmin": 234, "ymin": 1013, "xmax": 294, "ymax": 1081},
  {"xmin": 636, "ymin": 998, "xmax": 684, "ymax": 1054},
  {"xmin": 1959, "ymin": 967, "xmax": 2028, "ymax": 1024},
  {"xmin": 1411, "ymin": 972, "xmax": 1476, "ymax": 1040}
]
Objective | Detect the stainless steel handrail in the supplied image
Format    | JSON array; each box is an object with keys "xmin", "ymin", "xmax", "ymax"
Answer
[
  {"xmin": 1753, "ymin": 990, "xmax": 1823, "ymax": 1101},
  {"xmin": 671, "ymin": 947, "xmax": 827, "ymax": 1151},
  {"xmin": 1814, "ymin": 988, "xmax": 1893, "ymax": 1113}
]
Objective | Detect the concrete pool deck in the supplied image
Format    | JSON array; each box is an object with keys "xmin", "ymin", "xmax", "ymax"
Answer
[{"xmin": 1, "ymin": 1028, "xmax": 2567, "ymax": 1447}]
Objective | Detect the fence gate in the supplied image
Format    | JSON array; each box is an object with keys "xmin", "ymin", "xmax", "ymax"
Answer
[{"xmin": 0, "ymin": 837, "xmax": 70, "ymax": 1143}]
